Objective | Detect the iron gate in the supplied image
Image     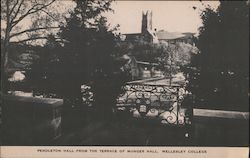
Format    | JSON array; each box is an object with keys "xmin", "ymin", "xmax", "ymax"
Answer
[{"xmin": 116, "ymin": 82, "xmax": 193, "ymax": 126}]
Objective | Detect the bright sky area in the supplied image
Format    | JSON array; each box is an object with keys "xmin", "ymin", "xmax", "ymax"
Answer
[
  {"xmin": 106, "ymin": 1, "xmax": 219, "ymax": 34},
  {"xmin": 1, "ymin": 1, "xmax": 220, "ymax": 42}
]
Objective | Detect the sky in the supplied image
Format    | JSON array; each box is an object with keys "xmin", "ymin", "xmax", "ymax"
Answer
[
  {"xmin": 1, "ymin": 0, "xmax": 220, "ymax": 43},
  {"xmin": 106, "ymin": 1, "xmax": 219, "ymax": 34}
]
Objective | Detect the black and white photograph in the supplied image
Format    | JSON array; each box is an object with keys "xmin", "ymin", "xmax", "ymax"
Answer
[{"xmin": 0, "ymin": 0, "xmax": 249, "ymax": 157}]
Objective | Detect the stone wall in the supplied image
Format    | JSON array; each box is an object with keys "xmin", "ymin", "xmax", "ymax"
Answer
[{"xmin": 2, "ymin": 95, "xmax": 63, "ymax": 145}]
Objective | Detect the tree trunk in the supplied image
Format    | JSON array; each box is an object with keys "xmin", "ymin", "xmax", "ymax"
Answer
[{"xmin": 2, "ymin": 0, "xmax": 11, "ymax": 94}]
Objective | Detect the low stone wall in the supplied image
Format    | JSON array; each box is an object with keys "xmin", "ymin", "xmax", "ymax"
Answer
[
  {"xmin": 193, "ymin": 108, "xmax": 249, "ymax": 146},
  {"xmin": 2, "ymin": 95, "xmax": 63, "ymax": 145},
  {"xmin": 2, "ymin": 96, "xmax": 249, "ymax": 146}
]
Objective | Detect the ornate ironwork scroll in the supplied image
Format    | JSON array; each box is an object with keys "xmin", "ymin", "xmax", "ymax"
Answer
[{"xmin": 116, "ymin": 82, "xmax": 191, "ymax": 126}]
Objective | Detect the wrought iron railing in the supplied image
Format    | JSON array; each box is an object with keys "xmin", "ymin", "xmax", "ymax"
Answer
[{"xmin": 115, "ymin": 82, "xmax": 192, "ymax": 126}]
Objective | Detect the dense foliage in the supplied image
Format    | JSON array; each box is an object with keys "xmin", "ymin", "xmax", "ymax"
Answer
[
  {"xmin": 26, "ymin": 0, "xmax": 129, "ymax": 116},
  {"xmin": 186, "ymin": 1, "xmax": 249, "ymax": 111}
]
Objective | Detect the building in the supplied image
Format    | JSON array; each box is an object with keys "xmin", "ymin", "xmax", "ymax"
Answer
[
  {"xmin": 124, "ymin": 11, "xmax": 158, "ymax": 44},
  {"xmin": 124, "ymin": 56, "xmax": 163, "ymax": 80},
  {"xmin": 122, "ymin": 10, "xmax": 196, "ymax": 80},
  {"xmin": 123, "ymin": 10, "xmax": 195, "ymax": 45},
  {"xmin": 156, "ymin": 31, "xmax": 195, "ymax": 45}
]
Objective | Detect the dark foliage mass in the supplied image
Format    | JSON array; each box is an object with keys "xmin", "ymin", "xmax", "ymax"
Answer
[
  {"xmin": 186, "ymin": 1, "xmax": 249, "ymax": 111},
  {"xmin": 26, "ymin": 0, "xmax": 129, "ymax": 117}
]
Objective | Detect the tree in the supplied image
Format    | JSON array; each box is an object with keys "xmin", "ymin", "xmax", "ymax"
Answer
[
  {"xmin": 187, "ymin": 1, "xmax": 249, "ymax": 111},
  {"xmin": 26, "ymin": 0, "xmax": 128, "ymax": 119},
  {"xmin": 126, "ymin": 36, "xmax": 198, "ymax": 82},
  {"xmin": 1, "ymin": 0, "xmax": 62, "ymax": 92},
  {"xmin": 25, "ymin": 34, "xmax": 63, "ymax": 97}
]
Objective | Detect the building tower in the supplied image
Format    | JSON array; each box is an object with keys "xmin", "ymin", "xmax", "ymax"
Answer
[{"xmin": 141, "ymin": 10, "xmax": 153, "ymax": 33}]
